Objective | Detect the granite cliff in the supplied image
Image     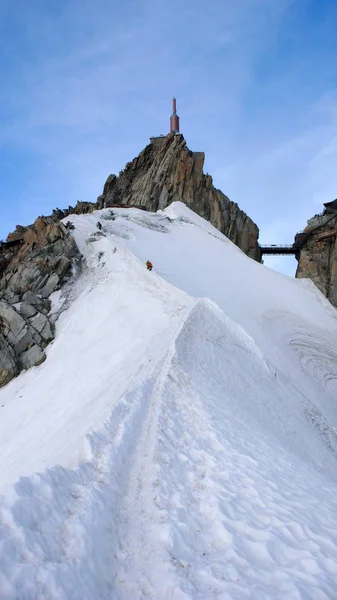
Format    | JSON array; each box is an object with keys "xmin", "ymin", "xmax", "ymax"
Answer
[
  {"xmin": 0, "ymin": 217, "xmax": 82, "ymax": 387},
  {"xmin": 296, "ymin": 211, "xmax": 337, "ymax": 307},
  {"xmin": 97, "ymin": 133, "xmax": 261, "ymax": 261}
]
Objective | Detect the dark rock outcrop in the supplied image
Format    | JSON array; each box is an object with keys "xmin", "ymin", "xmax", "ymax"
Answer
[
  {"xmin": 52, "ymin": 201, "xmax": 97, "ymax": 221},
  {"xmin": 296, "ymin": 213, "xmax": 337, "ymax": 307},
  {"xmin": 0, "ymin": 216, "xmax": 82, "ymax": 387},
  {"xmin": 97, "ymin": 133, "xmax": 260, "ymax": 260}
]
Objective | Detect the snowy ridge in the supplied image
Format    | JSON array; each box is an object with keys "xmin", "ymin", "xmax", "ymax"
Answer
[
  {"xmin": 0, "ymin": 202, "xmax": 337, "ymax": 598},
  {"xmin": 148, "ymin": 299, "xmax": 337, "ymax": 598},
  {"xmin": 0, "ymin": 299, "xmax": 196, "ymax": 598},
  {"xmin": 113, "ymin": 299, "xmax": 199, "ymax": 598}
]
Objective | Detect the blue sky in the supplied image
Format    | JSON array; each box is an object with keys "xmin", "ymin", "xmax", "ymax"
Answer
[{"xmin": 1, "ymin": 0, "xmax": 337, "ymax": 275}]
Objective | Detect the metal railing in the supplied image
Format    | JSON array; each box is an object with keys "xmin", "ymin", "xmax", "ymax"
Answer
[{"xmin": 260, "ymin": 244, "xmax": 293, "ymax": 249}]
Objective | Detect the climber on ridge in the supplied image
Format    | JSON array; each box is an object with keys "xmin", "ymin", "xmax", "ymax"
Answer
[{"xmin": 146, "ymin": 260, "xmax": 153, "ymax": 271}]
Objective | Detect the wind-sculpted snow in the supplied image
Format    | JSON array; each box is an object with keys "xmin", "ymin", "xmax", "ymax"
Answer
[
  {"xmin": 290, "ymin": 328, "xmax": 337, "ymax": 397},
  {"xmin": 0, "ymin": 202, "xmax": 337, "ymax": 598},
  {"xmin": 147, "ymin": 300, "xmax": 337, "ymax": 598},
  {"xmin": 263, "ymin": 311, "xmax": 337, "ymax": 426}
]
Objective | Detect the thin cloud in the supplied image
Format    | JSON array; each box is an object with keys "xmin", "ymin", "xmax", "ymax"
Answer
[{"xmin": 0, "ymin": 0, "xmax": 328, "ymax": 282}]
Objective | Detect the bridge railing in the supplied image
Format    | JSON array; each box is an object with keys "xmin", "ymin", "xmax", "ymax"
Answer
[
  {"xmin": 260, "ymin": 218, "xmax": 336, "ymax": 256},
  {"xmin": 260, "ymin": 244, "xmax": 294, "ymax": 249}
]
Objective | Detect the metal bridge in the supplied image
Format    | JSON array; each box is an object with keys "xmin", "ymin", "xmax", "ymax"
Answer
[
  {"xmin": 261, "ymin": 212, "xmax": 336, "ymax": 257},
  {"xmin": 260, "ymin": 245, "xmax": 296, "ymax": 256}
]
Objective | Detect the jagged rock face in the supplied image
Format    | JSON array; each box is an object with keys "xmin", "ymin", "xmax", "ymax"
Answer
[
  {"xmin": 0, "ymin": 216, "xmax": 82, "ymax": 387},
  {"xmin": 296, "ymin": 214, "xmax": 337, "ymax": 307},
  {"xmin": 97, "ymin": 133, "xmax": 260, "ymax": 261}
]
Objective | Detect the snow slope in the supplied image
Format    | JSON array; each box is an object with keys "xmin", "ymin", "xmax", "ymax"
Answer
[{"xmin": 0, "ymin": 202, "xmax": 337, "ymax": 599}]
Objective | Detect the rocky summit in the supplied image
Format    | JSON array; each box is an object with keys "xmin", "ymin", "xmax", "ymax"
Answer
[
  {"xmin": 0, "ymin": 217, "xmax": 82, "ymax": 387},
  {"xmin": 97, "ymin": 133, "xmax": 261, "ymax": 261},
  {"xmin": 2, "ymin": 133, "xmax": 337, "ymax": 388},
  {"xmin": 0, "ymin": 134, "xmax": 262, "ymax": 389}
]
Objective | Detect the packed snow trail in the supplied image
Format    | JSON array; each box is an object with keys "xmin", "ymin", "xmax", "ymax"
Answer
[
  {"xmin": 0, "ymin": 203, "xmax": 337, "ymax": 598},
  {"xmin": 113, "ymin": 299, "xmax": 337, "ymax": 599},
  {"xmin": 0, "ymin": 228, "xmax": 191, "ymax": 492}
]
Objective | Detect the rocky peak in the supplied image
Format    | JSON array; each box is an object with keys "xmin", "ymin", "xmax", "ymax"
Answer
[
  {"xmin": 97, "ymin": 133, "xmax": 260, "ymax": 261},
  {"xmin": 0, "ymin": 134, "xmax": 262, "ymax": 388}
]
